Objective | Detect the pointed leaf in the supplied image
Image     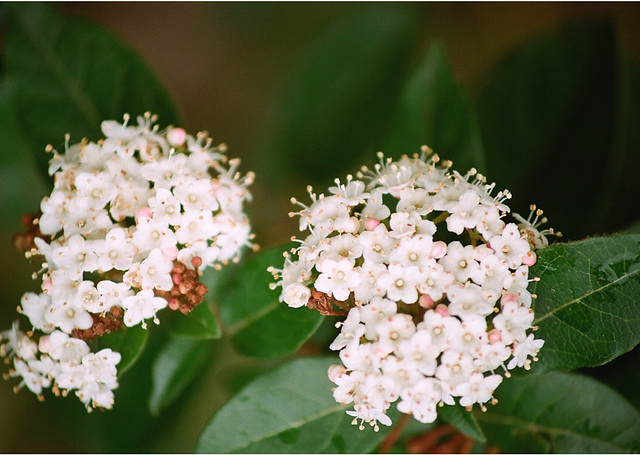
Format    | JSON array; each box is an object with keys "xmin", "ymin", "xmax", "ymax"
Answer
[
  {"xmin": 217, "ymin": 245, "xmax": 323, "ymax": 359},
  {"xmin": 196, "ymin": 356, "xmax": 397, "ymax": 453},
  {"xmin": 438, "ymin": 404, "xmax": 486, "ymax": 443},
  {"xmin": 265, "ymin": 5, "xmax": 418, "ymax": 185},
  {"xmin": 476, "ymin": 371, "xmax": 640, "ymax": 453},
  {"xmin": 149, "ymin": 337, "xmax": 212, "ymax": 416},
  {"xmin": 2, "ymin": 3, "xmax": 180, "ymax": 179},
  {"xmin": 383, "ymin": 41, "xmax": 485, "ymax": 172},
  {"xmin": 476, "ymin": 21, "xmax": 640, "ymax": 239},
  {"xmin": 531, "ymin": 234, "xmax": 640, "ymax": 372},
  {"xmin": 98, "ymin": 325, "xmax": 148, "ymax": 375},
  {"xmin": 167, "ymin": 304, "xmax": 221, "ymax": 340}
]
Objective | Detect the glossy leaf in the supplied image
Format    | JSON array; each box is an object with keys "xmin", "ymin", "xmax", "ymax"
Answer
[
  {"xmin": 167, "ymin": 304, "xmax": 221, "ymax": 340},
  {"xmin": 98, "ymin": 325, "xmax": 148, "ymax": 375},
  {"xmin": 531, "ymin": 234, "xmax": 640, "ymax": 372},
  {"xmin": 476, "ymin": 20, "xmax": 640, "ymax": 240},
  {"xmin": 476, "ymin": 371, "xmax": 640, "ymax": 453},
  {"xmin": 149, "ymin": 337, "xmax": 212, "ymax": 416},
  {"xmin": 265, "ymin": 5, "xmax": 418, "ymax": 185},
  {"xmin": 438, "ymin": 403, "xmax": 486, "ymax": 443},
  {"xmin": 2, "ymin": 3, "xmax": 180, "ymax": 179},
  {"xmin": 217, "ymin": 245, "xmax": 323, "ymax": 359},
  {"xmin": 383, "ymin": 42, "xmax": 486, "ymax": 173},
  {"xmin": 196, "ymin": 356, "xmax": 396, "ymax": 453}
]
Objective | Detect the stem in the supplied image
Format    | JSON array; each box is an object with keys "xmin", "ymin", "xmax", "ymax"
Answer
[
  {"xmin": 378, "ymin": 412, "xmax": 412, "ymax": 454},
  {"xmin": 430, "ymin": 211, "xmax": 449, "ymax": 225}
]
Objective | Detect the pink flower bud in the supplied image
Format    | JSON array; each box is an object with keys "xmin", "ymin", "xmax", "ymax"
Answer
[
  {"xmin": 135, "ymin": 207, "xmax": 153, "ymax": 221},
  {"xmin": 167, "ymin": 128, "xmax": 187, "ymax": 147},
  {"xmin": 365, "ymin": 218, "xmax": 380, "ymax": 230},
  {"xmin": 431, "ymin": 241, "xmax": 447, "ymax": 259},
  {"xmin": 435, "ymin": 303, "xmax": 449, "ymax": 317},
  {"xmin": 502, "ymin": 294, "xmax": 519, "ymax": 304},
  {"xmin": 522, "ymin": 251, "xmax": 537, "ymax": 266},
  {"xmin": 488, "ymin": 329, "xmax": 502, "ymax": 343},
  {"xmin": 38, "ymin": 335, "xmax": 51, "ymax": 354},
  {"xmin": 418, "ymin": 294, "xmax": 435, "ymax": 309},
  {"xmin": 191, "ymin": 256, "xmax": 203, "ymax": 268},
  {"xmin": 169, "ymin": 298, "xmax": 180, "ymax": 311},
  {"xmin": 163, "ymin": 246, "xmax": 179, "ymax": 261}
]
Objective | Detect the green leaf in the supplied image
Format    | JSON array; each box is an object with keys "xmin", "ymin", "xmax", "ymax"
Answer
[
  {"xmin": 98, "ymin": 325, "xmax": 148, "ymax": 375},
  {"xmin": 0, "ymin": 86, "xmax": 48, "ymax": 232},
  {"xmin": 383, "ymin": 41, "xmax": 485, "ymax": 173},
  {"xmin": 2, "ymin": 3, "xmax": 180, "ymax": 179},
  {"xmin": 196, "ymin": 356, "xmax": 396, "ymax": 453},
  {"xmin": 149, "ymin": 337, "xmax": 212, "ymax": 416},
  {"xmin": 265, "ymin": 5, "xmax": 418, "ymax": 185},
  {"xmin": 476, "ymin": 371, "xmax": 640, "ymax": 453},
  {"xmin": 217, "ymin": 245, "xmax": 323, "ymax": 359},
  {"xmin": 438, "ymin": 404, "xmax": 486, "ymax": 443},
  {"xmin": 476, "ymin": 20, "xmax": 640, "ymax": 239},
  {"xmin": 530, "ymin": 234, "xmax": 640, "ymax": 373},
  {"xmin": 166, "ymin": 304, "xmax": 222, "ymax": 340}
]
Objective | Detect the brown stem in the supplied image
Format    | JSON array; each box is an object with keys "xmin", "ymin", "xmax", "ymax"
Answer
[{"xmin": 378, "ymin": 412, "xmax": 412, "ymax": 454}]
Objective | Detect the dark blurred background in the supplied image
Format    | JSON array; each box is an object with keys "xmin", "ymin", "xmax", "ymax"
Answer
[{"xmin": 1, "ymin": 3, "xmax": 640, "ymax": 452}]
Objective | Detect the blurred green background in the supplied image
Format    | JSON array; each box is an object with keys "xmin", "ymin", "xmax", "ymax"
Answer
[{"xmin": 1, "ymin": 2, "xmax": 640, "ymax": 452}]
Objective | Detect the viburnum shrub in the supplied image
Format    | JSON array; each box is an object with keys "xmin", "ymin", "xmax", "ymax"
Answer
[
  {"xmin": 270, "ymin": 147, "xmax": 558, "ymax": 431},
  {"xmin": 0, "ymin": 113, "xmax": 255, "ymax": 411}
]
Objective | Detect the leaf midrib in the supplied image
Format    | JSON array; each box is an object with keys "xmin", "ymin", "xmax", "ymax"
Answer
[{"xmin": 533, "ymin": 256, "xmax": 640, "ymax": 325}]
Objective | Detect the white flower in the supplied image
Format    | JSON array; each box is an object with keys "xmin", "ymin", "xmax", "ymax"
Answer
[
  {"xmin": 330, "ymin": 308, "xmax": 366, "ymax": 351},
  {"xmin": 282, "ymin": 282, "xmax": 312, "ymax": 308},
  {"xmin": 93, "ymin": 227, "xmax": 136, "ymax": 272},
  {"xmin": 44, "ymin": 300, "xmax": 93, "ymax": 334},
  {"xmin": 397, "ymin": 378, "xmax": 446, "ymax": 424},
  {"xmin": 456, "ymin": 372, "xmax": 503, "ymax": 407},
  {"xmin": 121, "ymin": 289, "xmax": 168, "ymax": 328},
  {"xmin": 359, "ymin": 225, "xmax": 394, "ymax": 265},
  {"xmin": 315, "ymin": 258, "xmax": 360, "ymax": 301},
  {"xmin": 138, "ymin": 248, "xmax": 174, "ymax": 291},
  {"xmin": 507, "ymin": 334, "xmax": 544, "ymax": 370},
  {"xmin": 378, "ymin": 264, "xmax": 424, "ymax": 304},
  {"xmin": 489, "ymin": 223, "xmax": 530, "ymax": 269}
]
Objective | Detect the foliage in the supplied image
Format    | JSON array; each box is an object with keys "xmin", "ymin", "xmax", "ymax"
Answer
[{"xmin": 1, "ymin": 3, "xmax": 639, "ymax": 453}]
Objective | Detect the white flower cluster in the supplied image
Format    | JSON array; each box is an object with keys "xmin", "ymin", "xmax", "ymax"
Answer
[
  {"xmin": 271, "ymin": 148, "xmax": 551, "ymax": 431},
  {"xmin": 1, "ymin": 113, "xmax": 254, "ymax": 410}
]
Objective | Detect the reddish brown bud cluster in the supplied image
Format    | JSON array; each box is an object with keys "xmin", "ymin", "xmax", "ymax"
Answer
[
  {"xmin": 71, "ymin": 306, "xmax": 125, "ymax": 341},
  {"xmin": 156, "ymin": 257, "xmax": 208, "ymax": 314},
  {"xmin": 13, "ymin": 212, "xmax": 45, "ymax": 255},
  {"xmin": 307, "ymin": 290, "xmax": 349, "ymax": 316}
]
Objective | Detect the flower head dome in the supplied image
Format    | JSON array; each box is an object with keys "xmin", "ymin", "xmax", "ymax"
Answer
[
  {"xmin": 2, "ymin": 113, "xmax": 255, "ymax": 411},
  {"xmin": 271, "ymin": 147, "xmax": 553, "ymax": 431}
]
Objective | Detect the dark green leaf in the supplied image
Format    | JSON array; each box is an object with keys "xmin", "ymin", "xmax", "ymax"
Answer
[
  {"xmin": 217, "ymin": 245, "xmax": 323, "ymax": 359},
  {"xmin": 531, "ymin": 234, "xmax": 640, "ymax": 373},
  {"xmin": 476, "ymin": 20, "xmax": 640, "ymax": 239},
  {"xmin": 196, "ymin": 356, "xmax": 396, "ymax": 453},
  {"xmin": 476, "ymin": 371, "xmax": 640, "ymax": 453},
  {"xmin": 383, "ymin": 42, "xmax": 485, "ymax": 173},
  {"xmin": 149, "ymin": 337, "xmax": 212, "ymax": 416},
  {"xmin": 98, "ymin": 325, "xmax": 148, "ymax": 375},
  {"xmin": 265, "ymin": 5, "xmax": 418, "ymax": 185},
  {"xmin": 438, "ymin": 404, "xmax": 486, "ymax": 443},
  {"xmin": 2, "ymin": 3, "xmax": 180, "ymax": 179},
  {"xmin": 167, "ymin": 304, "xmax": 221, "ymax": 340},
  {"xmin": 0, "ymin": 86, "xmax": 48, "ymax": 232}
]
